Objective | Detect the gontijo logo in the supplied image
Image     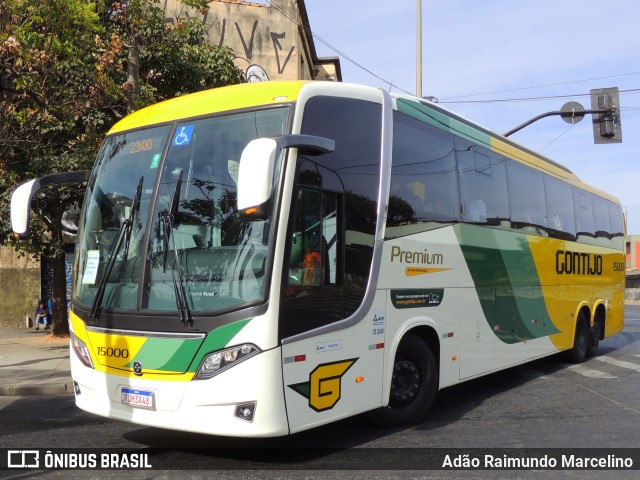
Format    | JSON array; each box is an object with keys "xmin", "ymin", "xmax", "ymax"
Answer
[
  {"xmin": 288, "ymin": 359, "xmax": 358, "ymax": 412},
  {"xmin": 555, "ymin": 250, "xmax": 603, "ymax": 276}
]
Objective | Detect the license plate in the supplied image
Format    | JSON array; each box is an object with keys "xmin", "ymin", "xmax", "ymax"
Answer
[{"xmin": 121, "ymin": 388, "xmax": 155, "ymax": 410}]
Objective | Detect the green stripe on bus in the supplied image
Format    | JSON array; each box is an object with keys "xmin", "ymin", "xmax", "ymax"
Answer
[
  {"xmin": 187, "ymin": 318, "xmax": 252, "ymax": 372},
  {"xmin": 454, "ymin": 225, "xmax": 559, "ymax": 344},
  {"xmin": 125, "ymin": 337, "xmax": 201, "ymax": 371},
  {"xmin": 158, "ymin": 339, "xmax": 203, "ymax": 372},
  {"xmin": 123, "ymin": 319, "xmax": 251, "ymax": 373},
  {"xmin": 396, "ymin": 99, "xmax": 492, "ymax": 148}
]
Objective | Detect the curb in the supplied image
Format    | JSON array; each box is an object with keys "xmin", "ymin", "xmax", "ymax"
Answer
[{"xmin": 0, "ymin": 383, "xmax": 72, "ymax": 396}]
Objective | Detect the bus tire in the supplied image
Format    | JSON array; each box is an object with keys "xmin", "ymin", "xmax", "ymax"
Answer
[
  {"xmin": 563, "ymin": 312, "xmax": 588, "ymax": 363},
  {"xmin": 368, "ymin": 334, "xmax": 438, "ymax": 428},
  {"xmin": 586, "ymin": 319, "xmax": 601, "ymax": 358}
]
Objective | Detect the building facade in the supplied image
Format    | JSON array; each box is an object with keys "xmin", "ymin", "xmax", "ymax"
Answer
[
  {"xmin": 626, "ymin": 234, "xmax": 640, "ymax": 291},
  {"xmin": 163, "ymin": 0, "xmax": 341, "ymax": 83}
]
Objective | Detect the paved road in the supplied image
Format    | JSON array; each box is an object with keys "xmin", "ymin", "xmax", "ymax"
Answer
[{"xmin": 1, "ymin": 307, "xmax": 639, "ymax": 479}]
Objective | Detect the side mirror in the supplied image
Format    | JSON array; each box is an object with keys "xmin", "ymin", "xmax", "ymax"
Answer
[
  {"xmin": 237, "ymin": 138, "xmax": 278, "ymax": 219},
  {"xmin": 10, "ymin": 171, "xmax": 91, "ymax": 238},
  {"xmin": 237, "ymin": 134, "xmax": 335, "ymax": 220}
]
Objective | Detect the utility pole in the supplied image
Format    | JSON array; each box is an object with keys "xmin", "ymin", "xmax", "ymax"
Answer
[{"xmin": 416, "ymin": 0, "xmax": 422, "ymax": 97}]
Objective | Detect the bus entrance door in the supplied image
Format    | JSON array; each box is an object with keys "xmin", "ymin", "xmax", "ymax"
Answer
[{"xmin": 281, "ymin": 294, "xmax": 387, "ymax": 434}]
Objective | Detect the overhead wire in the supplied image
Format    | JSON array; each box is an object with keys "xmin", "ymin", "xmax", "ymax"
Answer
[
  {"xmin": 539, "ymin": 124, "xmax": 576, "ymax": 152},
  {"xmin": 267, "ymin": 1, "xmax": 640, "ymax": 109},
  {"xmin": 440, "ymin": 72, "xmax": 640, "ymax": 100},
  {"xmin": 265, "ymin": 0, "xmax": 414, "ymax": 95}
]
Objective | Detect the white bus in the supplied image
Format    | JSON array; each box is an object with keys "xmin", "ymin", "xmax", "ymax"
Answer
[{"xmin": 11, "ymin": 81, "xmax": 625, "ymax": 436}]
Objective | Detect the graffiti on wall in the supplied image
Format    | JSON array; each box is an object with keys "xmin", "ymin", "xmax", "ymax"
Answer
[{"xmin": 166, "ymin": 6, "xmax": 298, "ymax": 82}]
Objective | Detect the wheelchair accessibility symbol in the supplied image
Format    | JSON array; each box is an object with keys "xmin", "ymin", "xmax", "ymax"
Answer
[{"xmin": 172, "ymin": 125, "xmax": 194, "ymax": 146}]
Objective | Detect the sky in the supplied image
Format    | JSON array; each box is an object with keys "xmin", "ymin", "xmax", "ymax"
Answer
[{"xmin": 303, "ymin": 0, "xmax": 640, "ymax": 234}]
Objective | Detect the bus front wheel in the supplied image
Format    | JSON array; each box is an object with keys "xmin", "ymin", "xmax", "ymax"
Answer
[{"xmin": 368, "ymin": 334, "xmax": 438, "ymax": 428}]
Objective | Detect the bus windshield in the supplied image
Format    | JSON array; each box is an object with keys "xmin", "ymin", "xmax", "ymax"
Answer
[{"xmin": 73, "ymin": 107, "xmax": 290, "ymax": 317}]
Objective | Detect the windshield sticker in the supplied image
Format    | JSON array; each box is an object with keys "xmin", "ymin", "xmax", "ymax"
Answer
[
  {"xmin": 391, "ymin": 289, "xmax": 444, "ymax": 309},
  {"xmin": 82, "ymin": 250, "xmax": 100, "ymax": 284},
  {"xmin": 172, "ymin": 125, "xmax": 194, "ymax": 147},
  {"xmin": 315, "ymin": 340, "xmax": 342, "ymax": 353},
  {"xmin": 149, "ymin": 153, "xmax": 161, "ymax": 169}
]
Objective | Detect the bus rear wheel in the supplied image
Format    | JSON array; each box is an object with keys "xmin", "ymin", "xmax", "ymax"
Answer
[
  {"xmin": 563, "ymin": 312, "xmax": 588, "ymax": 363},
  {"xmin": 586, "ymin": 319, "xmax": 601, "ymax": 357},
  {"xmin": 368, "ymin": 334, "xmax": 438, "ymax": 428}
]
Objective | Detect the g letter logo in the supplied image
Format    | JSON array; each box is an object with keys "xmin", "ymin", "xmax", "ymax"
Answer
[{"xmin": 288, "ymin": 358, "xmax": 357, "ymax": 412}]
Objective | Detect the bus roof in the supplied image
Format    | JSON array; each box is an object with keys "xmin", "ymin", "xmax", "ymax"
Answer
[
  {"xmin": 392, "ymin": 94, "xmax": 621, "ymax": 205},
  {"xmin": 108, "ymin": 81, "xmax": 309, "ymax": 135},
  {"xmin": 107, "ymin": 81, "xmax": 620, "ymax": 206}
]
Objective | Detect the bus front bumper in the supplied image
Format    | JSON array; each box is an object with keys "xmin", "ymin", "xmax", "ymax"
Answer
[{"xmin": 70, "ymin": 347, "xmax": 289, "ymax": 438}]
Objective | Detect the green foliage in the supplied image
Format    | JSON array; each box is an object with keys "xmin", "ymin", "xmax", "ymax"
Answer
[
  {"xmin": 0, "ymin": 0, "xmax": 245, "ymax": 330},
  {"xmin": 1, "ymin": 0, "xmax": 245, "ymax": 253},
  {"xmin": 100, "ymin": 1, "xmax": 245, "ymax": 109},
  {"xmin": 0, "ymin": 0, "xmax": 102, "ymax": 259}
]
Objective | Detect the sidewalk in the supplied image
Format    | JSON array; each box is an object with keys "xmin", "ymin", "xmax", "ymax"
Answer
[{"xmin": 0, "ymin": 327, "xmax": 72, "ymax": 396}]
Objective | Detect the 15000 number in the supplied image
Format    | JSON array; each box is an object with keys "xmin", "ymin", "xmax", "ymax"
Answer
[{"xmin": 97, "ymin": 347, "xmax": 129, "ymax": 358}]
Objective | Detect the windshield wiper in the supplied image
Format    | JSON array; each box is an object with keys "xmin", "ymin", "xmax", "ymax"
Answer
[
  {"xmin": 90, "ymin": 176, "xmax": 144, "ymax": 321},
  {"xmin": 122, "ymin": 177, "xmax": 144, "ymax": 268},
  {"xmin": 161, "ymin": 171, "xmax": 194, "ymax": 328}
]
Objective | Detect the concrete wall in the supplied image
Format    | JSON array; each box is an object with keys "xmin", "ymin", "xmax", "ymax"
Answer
[
  {"xmin": 0, "ymin": 247, "xmax": 40, "ymax": 328},
  {"xmin": 625, "ymin": 289, "xmax": 640, "ymax": 305}
]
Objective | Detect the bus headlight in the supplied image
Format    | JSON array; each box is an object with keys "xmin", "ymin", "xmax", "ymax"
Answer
[
  {"xmin": 195, "ymin": 344, "xmax": 260, "ymax": 379},
  {"xmin": 70, "ymin": 332, "xmax": 94, "ymax": 369}
]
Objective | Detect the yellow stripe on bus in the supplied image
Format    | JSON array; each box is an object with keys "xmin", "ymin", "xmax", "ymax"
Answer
[
  {"xmin": 108, "ymin": 81, "xmax": 309, "ymax": 134},
  {"xmin": 69, "ymin": 311, "xmax": 195, "ymax": 381}
]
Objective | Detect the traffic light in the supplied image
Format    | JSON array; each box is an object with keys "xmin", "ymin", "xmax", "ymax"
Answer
[{"xmin": 590, "ymin": 87, "xmax": 622, "ymax": 144}]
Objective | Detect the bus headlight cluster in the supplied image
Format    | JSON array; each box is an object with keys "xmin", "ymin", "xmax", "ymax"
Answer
[
  {"xmin": 70, "ymin": 332, "xmax": 94, "ymax": 369},
  {"xmin": 195, "ymin": 344, "xmax": 260, "ymax": 379}
]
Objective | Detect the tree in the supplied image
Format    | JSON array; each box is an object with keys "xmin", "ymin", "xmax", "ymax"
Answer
[{"xmin": 0, "ymin": 0, "xmax": 244, "ymax": 335}]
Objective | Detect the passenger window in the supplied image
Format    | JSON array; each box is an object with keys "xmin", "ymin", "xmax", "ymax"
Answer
[
  {"xmin": 592, "ymin": 195, "xmax": 611, "ymax": 247},
  {"xmin": 387, "ymin": 111, "xmax": 459, "ymax": 238},
  {"xmin": 544, "ymin": 176, "xmax": 576, "ymax": 240},
  {"xmin": 507, "ymin": 162, "xmax": 546, "ymax": 233},
  {"xmin": 609, "ymin": 201, "xmax": 624, "ymax": 250},
  {"xmin": 574, "ymin": 188, "xmax": 595, "ymax": 244},
  {"xmin": 457, "ymin": 140, "xmax": 509, "ymax": 227}
]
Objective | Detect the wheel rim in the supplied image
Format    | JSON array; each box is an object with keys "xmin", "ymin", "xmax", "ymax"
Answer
[{"xmin": 389, "ymin": 358, "xmax": 421, "ymax": 408}]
